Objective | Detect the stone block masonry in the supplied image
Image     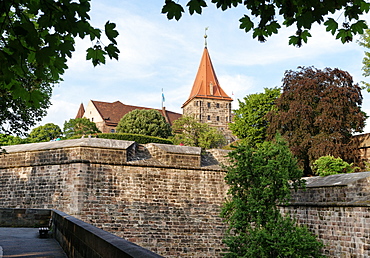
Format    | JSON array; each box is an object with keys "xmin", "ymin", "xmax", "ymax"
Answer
[
  {"xmin": 281, "ymin": 172, "xmax": 370, "ymax": 257},
  {"xmin": 0, "ymin": 139, "xmax": 228, "ymax": 257},
  {"xmin": 3, "ymin": 138, "xmax": 370, "ymax": 257}
]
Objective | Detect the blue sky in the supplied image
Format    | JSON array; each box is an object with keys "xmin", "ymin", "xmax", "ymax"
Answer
[{"xmin": 39, "ymin": 0, "xmax": 370, "ymax": 133}]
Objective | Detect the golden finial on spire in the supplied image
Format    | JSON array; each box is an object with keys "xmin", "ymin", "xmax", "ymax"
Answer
[{"xmin": 204, "ymin": 27, "xmax": 209, "ymax": 48}]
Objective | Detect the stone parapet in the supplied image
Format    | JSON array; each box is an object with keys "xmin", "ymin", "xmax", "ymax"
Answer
[
  {"xmin": 206, "ymin": 149, "xmax": 231, "ymax": 167},
  {"xmin": 281, "ymin": 172, "xmax": 370, "ymax": 257},
  {"xmin": 0, "ymin": 139, "xmax": 135, "ymax": 168},
  {"xmin": 52, "ymin": 209, "xmax": 163, "ymax": 258},
  {"xmin": 289, "ymin": 172, "xmax": 370, "ymax": 206},
  {"xmin": 146, "ymin": 143, "xmax": 201, "ymax": 167}
]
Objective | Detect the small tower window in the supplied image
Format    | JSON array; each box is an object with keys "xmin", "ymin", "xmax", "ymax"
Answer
[
  {"xmin": 91, "ymin": 117, "xmax": 94, "ymax": 122},
  {"xmin": 216, "ymin": 103, "xmax": 220, "ymax": 108},
  {"xmin": 207, "ymin": 102, "xmax": 211, "ymax": 108},
  {"xmin": 226, "ymin": 116, "xmax": 228, "ymax": 122},
  {"xmin": 217, "ymin": 116, "xmax": 220, "ymax": 121},
  {"xmin": 207, "ymin": 115, "xmax": 211, "ymax": 120}
]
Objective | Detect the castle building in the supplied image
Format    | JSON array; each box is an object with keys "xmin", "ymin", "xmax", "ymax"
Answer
[
  {"xmin": 74, "ymin": 37, "xmax": 234, "ymax": 140},
  {"xmin": 182, "ymin": 44, "xmax": 234, "ymax": 140},
  {"xmin": 76, "ymin": 100, "xmax": 181, "ymax": 133}
]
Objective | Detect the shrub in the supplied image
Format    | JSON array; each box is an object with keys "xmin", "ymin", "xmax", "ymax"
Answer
[
  {"xmin": 312, "ymin": 155, "xmax": 359, "ymax": 177},
  {"xmin": 171, "ymin": 116, "xmax": 225, "ymax": 149},
  {"xmin": 116, "ymin": 109, "xmax": 172, "ymax": 138}
]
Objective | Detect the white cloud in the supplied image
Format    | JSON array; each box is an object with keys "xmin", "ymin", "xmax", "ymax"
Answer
[
  {"xmin": 39, "ymin": 97, "xmax": 79, "ymax": 129},
  {"xmin": 218, "ymin": 74, "xmax": 254, "ymax": 104}
]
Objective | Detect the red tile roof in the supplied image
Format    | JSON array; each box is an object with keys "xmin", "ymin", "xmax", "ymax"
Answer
[
  {"xmin": 91, "ymin": 100, "xmax": 181, "ymax": 126},
  {"xmin": 182, "ymin": 47, "xmax": 232, "ymax": 107}
]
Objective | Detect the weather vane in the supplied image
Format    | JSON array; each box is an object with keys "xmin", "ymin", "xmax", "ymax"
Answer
[{"xmin": 204, "ymin": 27, "xmax": 209, "ymax": 48}]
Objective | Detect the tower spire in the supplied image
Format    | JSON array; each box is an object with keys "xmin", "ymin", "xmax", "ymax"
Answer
[
  {"xmin": 204, "ymin": 27, "xmax": 208, "ymax": 48},
  {"xmin": 181, "ymin": 44, "xmax": 232, "ymax": 108}
]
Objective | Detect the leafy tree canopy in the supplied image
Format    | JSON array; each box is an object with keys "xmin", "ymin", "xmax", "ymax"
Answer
[
  {"xmin": 28, "ymin": 123, "xmax": 62, "ymax": 142},
  {"xmin": 1, "ymin": 0, "xmax": 119, "ymax": 134},
  {"xmin": 63, "ymin": 118, "xmax": 101, "ymax": 138},
  {"xmin": 171, "ymin": 116, "xmax": 225, "ymax": 149},
  {"xmin": 0, "ymin": 134, "xmax": 30, "ymax": 146},
  {"xmin": 162, "ymin": 0, "xmax": 369, "ymax": 46},
  {"xmin": 221, "ymin": 135, "xmax": 323, "ymax": 257},
  {"xmin": 267, "ymin": 66, "xmax": 367, "ymax": 176},
  {"xmin": 116, "ymin": 109, "xmax": 172, "ymax": 139},
  {"xmin": 229, "ymin": 87, "xmax": 280, "ymax": 147},
  {"xmin": 358, "ymin": 29, "xmax": 370, "ymax": 92},
  {"xmin": 0, "ymin": 79, "xmax": 52, "ymax": 135}
]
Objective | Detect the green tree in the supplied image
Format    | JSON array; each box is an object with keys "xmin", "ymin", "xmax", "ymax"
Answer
[
  {"xmin": 63, "ymin": 118, "xmax": 101, "ymax": 138},
  {"xmin": 267, "ymin": 66, "xmax": 367, "ymax": 176},
  {"xmin": 171, "ymin": 116, "xmax": 225, "ymax": 149},
  {"xmin": 162, "ymin": 0, "xmax": 369, "ymax": 46},
  {"xmin": 229, "ymin": 87, "xmax": 280, "ymax": 147},
  {"xmin": 358, "ymin": 29, "xmax": 370, "ymax": 92},
  {"xmin": 116, "ymin": 109, "xmax": 172, "ymax": 138},
  {"xmin": 313, "ymin": 155, "xmax": 359, "ymax": 177},
  {"xmin": 221, "ymin": 135, "xmax": 324, "ymax": 257},
  {"xmin": 1, "ymin": 1, "xmax": 119, "ymax": 134},
  {"xmin": 0, "ymin": 134, "xmax": 30, "ymax": 146},
  {"xmin": 28, "ymin": 123, "xmax": 62, "ymax": 142},
  {"xmin": 0, "ymin": 78, "xmax": 52, "ymax": 135}
]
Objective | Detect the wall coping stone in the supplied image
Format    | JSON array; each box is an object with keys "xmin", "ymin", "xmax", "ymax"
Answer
[
  {"xmin": 147, "ymin": 143, "xmax": 201, "ymax": 155},
  {"xmin": 2, "ymin": 138, "xmax": 135, "ymax": 153},
  {"xmin": 303, "ymin": 171, "xmax": 370, "ymax": 188}
]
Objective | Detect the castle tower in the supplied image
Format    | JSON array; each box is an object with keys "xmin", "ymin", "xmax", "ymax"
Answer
[{"xmin": 182, "ymin": 44, "xmax": 233, "ymax": 134}]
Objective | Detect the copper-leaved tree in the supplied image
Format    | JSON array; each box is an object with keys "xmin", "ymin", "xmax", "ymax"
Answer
[{"xmin": 267, "ymin": 66, "xmax": 367, "ymax": 176}]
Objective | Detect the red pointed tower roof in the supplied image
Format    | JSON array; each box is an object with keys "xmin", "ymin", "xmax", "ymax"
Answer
[{"xmin": 182, "ymin": 47, "xmax": 232, "ymax": 108}]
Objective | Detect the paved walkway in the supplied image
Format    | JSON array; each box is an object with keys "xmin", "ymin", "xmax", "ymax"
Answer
[{"xmin": 0, "ymin": 228, "xmax": 67, "ymax": 258}]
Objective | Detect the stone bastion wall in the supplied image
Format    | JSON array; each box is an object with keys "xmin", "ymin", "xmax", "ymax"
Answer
[
  {"xmin": 1, "ymin": 138, "xmax": 370, "ymax": 257},
  {"xmin": 0, "ymin": 139, "xmax": 229, "ymax": 257}
]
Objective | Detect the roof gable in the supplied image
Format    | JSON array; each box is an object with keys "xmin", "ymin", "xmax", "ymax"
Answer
[{"xmin": 75, "ymin": 103, "xmax": 85, "ymax": 119}]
